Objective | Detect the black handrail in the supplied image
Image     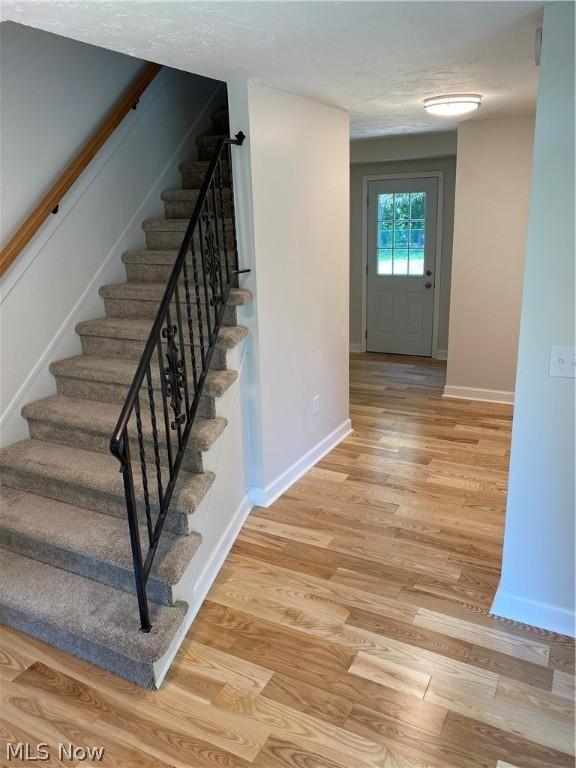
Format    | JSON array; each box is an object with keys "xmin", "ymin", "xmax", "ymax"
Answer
[{"xmin": 110, "ymin": 131, "xmax": 246, "ymax": 630}]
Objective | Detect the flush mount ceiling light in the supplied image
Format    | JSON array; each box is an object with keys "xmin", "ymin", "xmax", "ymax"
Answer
[{"xmin": 423, "ymin": 94, "xmax": 482, "ymax": 117}]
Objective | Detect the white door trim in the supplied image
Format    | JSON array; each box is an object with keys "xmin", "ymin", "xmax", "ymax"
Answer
[{"xmin": 361, "ymin": 171, "xmax": 445, "ymax": 358}]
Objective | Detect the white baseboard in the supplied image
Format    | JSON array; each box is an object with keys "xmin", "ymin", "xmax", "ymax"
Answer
[
  {"xmin": 153, "ymin": 492, "xmax": 253, "ymax": 686},
  {"xmin": 250, "ymin": 418, "xmax": 352, "ymax": 508},
  {"xmin": 443, "ymin": 385, "xmax": 514, "ymax": 405},
  {"xmin": 491, "ymin": 587, "xmax": 575, "ymax": 638},
  {"xmin": 435, "ymin": 349, "xmax": 448, "ymax": 361},
  {"xmin": 349, "ymin": 343, "xmax": 364, "ymax": 354}
]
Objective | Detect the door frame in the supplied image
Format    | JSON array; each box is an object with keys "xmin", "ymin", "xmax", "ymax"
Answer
[{"xmin": 360, "ymin": 171, "xmax": 445, "ymax": 358}]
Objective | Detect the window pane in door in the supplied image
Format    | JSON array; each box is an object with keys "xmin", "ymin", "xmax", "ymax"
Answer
[
  {"xmin": 394, "ymin": 193, "xmax": 410, "ymax": 220},
  {"xmin": 410, "ymin": 192, "xmax": 426, "ymax": 219},
  {"xmin": 377, "ymin": 249, "xmax": 393, "ymax": 274},
  {"xmin": 393, "ymin": 250, "xmax": 408, "ymax": 275},
  {"xmin": 409, "ymin": 250, "xmax": 424, "ymax": 275},
  {"xmin": 376, "ymin": 191, "xmax": 427, "ymax": 277},
  {"xmin": 378, "ymin": 194, "xmax": 394, "ymax": 220},
  {"xmin": 394, "ymin": 221, "xmax": 409, "ymax": 249},
  {"xmin": 378, "ymin": 221, "xmax": 393, "ymax": 248}
]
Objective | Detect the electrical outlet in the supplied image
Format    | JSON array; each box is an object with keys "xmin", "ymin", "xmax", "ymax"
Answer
[
  {"xmin": 549, "ymin": 346, "xmax": 576, "ymax": 378},
  {"xmin": 312, "ymin": 395, "xmax": 320, "ymax": 415}
]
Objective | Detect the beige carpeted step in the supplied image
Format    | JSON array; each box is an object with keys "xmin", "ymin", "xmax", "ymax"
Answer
[
  {"xmin": 75, "ymin": 316, "xmax": 248, "ymax": 368},
  {"xmin": 98, "ymin": 282, "xmax": 249, "ymax": 321},
  {"xmin": 196, "ymin": 133, "xmax": 229, "ymax": 160},
  {"xmin": 179, "ymin": 159, "xmax": 229, "ymax": 189},
  {"xmin": 22, "ymin": 394, "xmax": 226, "ymax": 474},
  {"xmin": 143, "ymin": 217, "xmax": 234, "ymax": 249},
  {"xmin": 161, "ymin": 188, "xmax": 233, "ymax": 219},
  {"xmin": 121, "ymin": 249, "xmax": 239, "ymax": 284},
  {"xmin": 0, "ymin": 487, "xmax": 200, "ymax": 606},
  {"xmin": 0, "ymin": 548, "xmax": 187, "ymax": 688},
  {"xmin": 0, "ymin": 439, "xmax": 213, "ymax": 535},
  {"xmin": 50, "ymin": 355, "xmax": 238, "ymax": 418}
]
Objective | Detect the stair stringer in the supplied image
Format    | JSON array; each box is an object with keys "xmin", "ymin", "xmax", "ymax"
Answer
[{"xmin": 153, "ymin": 331, "xmax": 253, "ymax": 686}]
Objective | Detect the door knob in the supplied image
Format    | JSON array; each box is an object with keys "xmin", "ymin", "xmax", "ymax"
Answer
[
  {"xmin": 425, "ymin": 281, "xmax": 432, "ymax": 289},
  {"xmin": 426, "ymin": 270, "xmax": 433, "ymax": 276}
]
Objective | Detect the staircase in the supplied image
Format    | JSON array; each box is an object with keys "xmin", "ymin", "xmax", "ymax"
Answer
[{"xmin": 0, "ymin": 108, "xmax": 251, "ymax": 688}]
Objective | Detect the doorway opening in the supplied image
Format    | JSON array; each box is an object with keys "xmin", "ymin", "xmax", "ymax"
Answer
[{"xmin": 362, "ymin": 172, "xmax": 445, "ymax": 357}]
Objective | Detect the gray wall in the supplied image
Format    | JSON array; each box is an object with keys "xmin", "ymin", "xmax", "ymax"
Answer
[
  {"xmin": 0, "ymin": 21, "xmax": 143, "ymax": 244},
  {"xmin": 492, "ymin": 2, "xmax": 575, "ymax": 635},
  {"xmin": 350, "ymin": 156, "xmax": 456, "ymax": 351}
]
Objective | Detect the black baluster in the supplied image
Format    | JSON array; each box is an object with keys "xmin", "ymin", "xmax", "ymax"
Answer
[
  {"xmin": 181, "ymin": 253, "xmax": 198, "ymax": 392},
  {"xmin": 134, "ymin": 393, "xmax": 153, "ymax": 544},
  {"xmin": 225, "ymin": 144, "xmax": 240, "ymax": 274},
  {"xmin": 197, "ymin": 206, "xmax": 214, "ymax": 343},
  {"xmin": 156, "ymin": 336, "xmax": 174, "ymax": 476},
  {"xmin": 190, "ymin": 237, "xmax": 206, "ymax": 369},
  {"xmin": 173, "ymin": 290, "xmax": 191, "ymax": 416},
  {"xmin": 217, "ymin": 156, "xmax": 232, "ymax": 285},
  {"xmin": 210, "ymin": 179, "xmax": 226, "ymax": 307},
  {"xmin": 145, "ymin": 365, "xmax": 164, "ymax": 511},
  {"xmin": 117, "ymin": 428, "xmax": 151, "ymax": 631},
  {"xmin": 162, "ymin": 305, "xmax": 185, "ymax": 451}
]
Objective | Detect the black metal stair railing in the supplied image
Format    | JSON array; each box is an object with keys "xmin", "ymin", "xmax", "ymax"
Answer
[{"xmin": 110, "ymin": 131, "xmax": 246, "ymax": 631}]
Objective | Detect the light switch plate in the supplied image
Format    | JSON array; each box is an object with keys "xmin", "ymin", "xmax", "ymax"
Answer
[{"xmin": 549, "ymin": 346, "xmax": 576, "ymax": 378}]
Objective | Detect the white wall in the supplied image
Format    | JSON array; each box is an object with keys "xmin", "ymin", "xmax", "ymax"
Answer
[
  {"xmin": 349, "ymin": 155, "xmax": 456, "ymax": 353},
  {"xmin": 445, "ymin": 116, "xmax": 534, "ymax": 402},
  {"xmin": 351, "ymin": 131, "xmax": 457, "ymax": 165},
  {"xmin": 492, "ymin": 2, "xmax": 575, "ymax": 636},
  {"xmin": 0, "ymin": 22, "xmax": 223, "ymax": 445},
  {"xmin": 228, "ymin": 80, "xmax": 351, "ymax": 503}
]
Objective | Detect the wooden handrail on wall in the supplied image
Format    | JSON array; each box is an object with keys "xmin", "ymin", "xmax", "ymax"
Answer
[{"xmin": 0, "ymin": 62, "xmax": 162, "ymax": 277}]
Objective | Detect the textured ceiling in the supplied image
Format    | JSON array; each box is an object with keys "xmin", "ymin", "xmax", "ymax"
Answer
[{"xmin": 0, "ymin": 1, "xmax": 542, "ymax": 137}]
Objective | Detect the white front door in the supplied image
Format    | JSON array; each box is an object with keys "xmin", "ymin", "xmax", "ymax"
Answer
[{"xmin": 366, "ymin": 178, "xmax": 438, "ymax": 356}]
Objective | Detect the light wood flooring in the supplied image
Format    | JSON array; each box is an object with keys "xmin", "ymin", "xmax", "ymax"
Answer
[{"xmin": 1, "ymin": 353, "xmax": 574, "ymax": 767}]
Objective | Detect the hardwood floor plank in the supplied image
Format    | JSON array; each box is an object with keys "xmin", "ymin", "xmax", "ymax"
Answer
[
  {"xmin": 260, "ymin": 673, "xmax": 354, "ymax": 727},
  {"xmin": 213, "ymin": 684, "xmax": 423, "ymax": 768},
  {"xmin": 348, "ymin": 652, "xmax": 431, "ymax": 699},
  {"xmin": 344, "ymin": 703, "xmax": 492, "ymax": 768},
  {"xmin": 466, "ymin": 644, "xmax": 554, "ymax": 692},
  {"xmin": 414, "ymin": 607, "xmax": 551, "ymax": 665},
  {"xmin": 346, "ymin": 606, "xmax": 472, "ymax": 661},
  {"xmin": 442, "ymin": 711, "xmax": 575, "ymax": 768},
  {"xmin": 552, "ymin": 669, "xmax": 576, "ymax": 701},
  {"xmin": 426, "ymin": 678, "xmax": 574, "ymax": 756},
  {"xmin": 495, "ymin": 676, "xmax": 574, "ymax": 724}
]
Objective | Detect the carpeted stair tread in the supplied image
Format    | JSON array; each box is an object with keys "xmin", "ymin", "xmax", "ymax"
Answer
[
  {"xmin": 143, "ymin": 217, "xmax": 229, "ymax": 231},
  {"xmin": 0, "ymin": 548, "xmax": 187, "ymax": 666},
  {"xmin": 99, "ymin": 282, "xmax": 252, "ymax": 306},
  {"xmin": 196, "ymin": 133, "xmax": 228, "ymax": 147},
  {"xmin": 22, "ymin": 395, "xmax": 227, "ymax": 454},
  {"xmin": 0, "ymin": 439, "xmax": 214, "ymax": 519},
  {"xmin": 161, "ymin": 188, "xmax": 203, "ymax": 202},
  {"xmin": 122, "ymin": 249, "xmax": 180, "ymax": 265},
  {"xmin": 50, "ymin": 355, "xmax": 238, "ymax": 396},
  {"xmin": 0, "ymin": 487, "xmax": 200, "ymax": 602},
  {"xmin": 75, "ymin": 317, "xmax": 248, "ymax": 350},
  {"xmin": 178, "ymin": 160, "xmax": 211, "ymax": 174}
]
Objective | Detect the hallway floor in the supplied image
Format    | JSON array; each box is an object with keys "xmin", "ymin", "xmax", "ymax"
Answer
[{"xmin": 1, "ymin": 354, "xmax": 574, "ymax": 767}]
